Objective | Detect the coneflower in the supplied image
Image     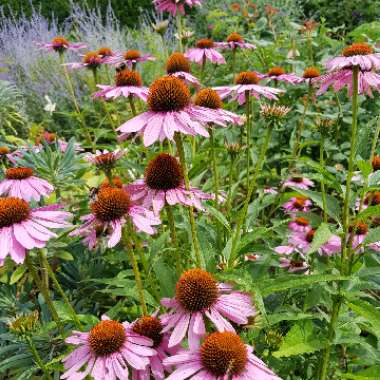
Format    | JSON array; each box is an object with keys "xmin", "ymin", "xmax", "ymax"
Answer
[
  {"xmin": 37, "ymin": 36, "xmax": 86, "ymax": 53},
  {"xmin": 166, "ymin": 52, "xmax": 200, "ymax": 88}
]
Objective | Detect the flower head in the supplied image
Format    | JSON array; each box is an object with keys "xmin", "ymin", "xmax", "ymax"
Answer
[
  {"xmin": 84, "ymin": 149, "xmax": 124, "ymax": 170},
  {"xmin": 0, "ymin": 167, "xmax": 54, "ymax": 202},
  {"xmin": 93, "ymin": 70, "xmax": 149, "ymax": 100},
  {"xmin": 372, "ymin": 156, "xmax": 380, "ymax": 171},
  {"xmin": 118, "ymin": 76, "xmax": 226, "ymax": 146},
  {"xmin": 126, "ymin": 153, "xmax": 213, "ymax": 215},
  {"xmin": 283, "ymin": 176, "xmax": 314, "ymax": 190},
  {"xmin": 0, "ymin": 200, "xmax": 71, "ymax": 266},
  {"xmin": 164, "ymin": 331, "xmax": 282, "ymax": 380},
  {"xmin": 37, "ymin": 36, "xmax": 86, "ymax": 53},
  {"xmin": 166, "ymin": 52, "xmax": 200, "ymax": 88},
  {"xmin": 70, "ymin": 187, "xmax": 160, "ymax": 249},
  {"xmin": 325, "ymin": 42, "xmax": 380, "ymax": 71},
  {"xmin": 61, "ymin": 316, "xmax": 156, "ymax": 380},
  {"xmin": 216, "ymin": 32, "xmax": 256, "ymax": 50},
  {"xmin": 161, "ymin": 268, "xmax": 255, "ymax": 349},
  {"xmin": 263, "ymin": 66, "xmax": 303, "ymax": 84},
  {"xmin": 153, "ymin": 0, "xmax": 202, "ymax": 16},
  {"xmin": 97, "ymin": 47, "xmax": 113, "ymax": 58},
  {"xmin": 303, "ymin": 66, "xmax": 321, "ymax": 79},
  {"xmin": 260, "ymin": 104, "xmax": 291, "ymax": 121},
  {"xmin": 105, "ymin": 49, "xmax": 155, "ymax": 69},
  {"xmin": 185, "ymin": 39, "xmax": 226, "ymax": 65},
  {"xmin": 213, "ymin": 71, "xmax": 284, "ymax": 105},
  {"xmin": 282, "ymin": 196, "xmax": 312, "ymax": 214}
]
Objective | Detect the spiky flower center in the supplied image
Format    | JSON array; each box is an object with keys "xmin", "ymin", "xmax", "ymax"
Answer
[
  {"xmin": 97, "ymin": 47, "xmax": 113, "ymax": 57},
  {"xmin": 115, "ymin": 70, "xmax": 142, "ymax": 87},
  {"xmin": 145, "ymin": 153, "xmax": 183, "ymax": 191},
  {"xmin": 195, "ymin": 88, "xmax": 222, "ymax": 109},
  {"xmin": 6, "ymin": 167, "xmax": 34, "ymax": 180},
  {"xmin": 0, "ymin": 197, "xmax": 30, "ymax": 228},
  {"xmin": 147, "ymin": 76, "xmax": 190, "ymax": 112},
  {"xmin": 227, "ymin": 32, "xmax": 243, "ymax": 43},
  {"xmin": 94, "ymin": 152, "xmax": 118, "ymax": 167},
  {"xmin": 52, "ymin": 36, "xmax": 69, "ymax": 51},
  {"xmin": 342, "ymin": 43, "xmax": 373, "ymax": 57},
  {"xmin": 306, "ymin": 229, "xmax": 315, "ymax": 243},
  {"xmin": 83, "ymin": 52, "xmax": 102, "ymax": 68},
  {"xmin": 349, "ymin": 222, "xmax": 368, "ymax": 235},
  {"xmin": 166, "ymin": 52, "xmax": 191, "ymax": 74},
  {"xmin": 372, "ymin": 156, "xmax": 380, "ymax": 171},
  {"xmin": 268, "ymin": 67, "xmax": 285, "ymax": 77},
  {"xmin": 36, "ymin": 132, "xmax": 56, "ymax": 145},
  {"xmin": 100, "ymin": 176, "xmax": 124, "ymax": 190},
  {"xmin": 293, "ymin": 196, "xmax": 308, "ymax": 209},
  {"xmin": 91, "ymin": 188, "xmax": 130, "ymax": 222},
  {"xmin": 89, "ymin": 320, "xmax": 126, "ymax": 357},
  {"xmin": 0, "ymin": 146, "xmax": 10, "ymax": 155},
  {"xmin": 196, "ymin": 39, "xmax": 214, "ymax": 49},
  {"xmin": 124, "ymin": 50, "xmax": 141, "ymax": 60},
  {"xmin": 290, "ymin": 260, "xmax": 305, "ymax": 268},
  {"xmin": 175, "ymin": 268, "xmax": 219, "ymax": 312},
  {"xmin": 133, "ymin": 316, "xmax": 163, "ymax": 348},
  {"xmin": 303, "ymin": 67, "xmax": 320, "ymax": 79},
  {"xmin": 200, "ymin": 332, "xmax": 248, "ymax": 376},
  {"xmin": 295, "ymin": 217, "xmax": 309, "ymax": 226},
  {"xmin": 291, "ymin": 176, "xmax": 304, "ymax": 183},
  {"xmin": 235, "ymin": 71, "xmax": 259, "ymax": 85},
  {"xmin": 364, "ymin": 191, "xmax": 380, "ymax": 206}
]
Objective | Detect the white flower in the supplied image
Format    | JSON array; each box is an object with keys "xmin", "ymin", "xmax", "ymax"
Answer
[{"xmin": 43, "ymin": 95, "xmax": 56, "ymax": 114}]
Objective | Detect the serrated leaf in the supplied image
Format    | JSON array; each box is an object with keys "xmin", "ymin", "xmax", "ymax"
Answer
[
  {"xmin": 307, "ymin": 223, "xmax": 333, "ymax": 254},
  {"xmin": 272, "ymin": 320, "xmax": 327, "ymax": 357},
  {"xmin": 348, "ymin": 300, "xmax": 380, "ymax": 338},
  {"xmin": 259, "ymin": 274, "xmax": 348, "ymax": 296}
]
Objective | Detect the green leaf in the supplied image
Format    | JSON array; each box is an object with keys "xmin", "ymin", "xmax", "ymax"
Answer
[
  {"xmin": 205, "ymin": 205, "xmax": 231, "ymax": 231},
  {"xmin": 342, "ymin": 366, "xmax": 380, "ymax": 379},
  {"xmin": 307, "ymin": 223, "xmax": 333, "ymax": 254},
  {"xmin": 291, "ymin": 188, "xmax": 341, "ymax": 222},
  {"xmin": 10, "ymin": 265, "xmax": 26, "ymax": 284},
  {"xmin": 258, "ymin": 274, "xmax": 348, "ymax": 296},
  {"xmin": 347, "ymin": 300, "xmax": 380, "ymax": 338},
  {"xmin": 272, "ymin": 320, "xmax": 327, "ymax": 357},
  {"xmin": 363, "ymin": 226, "xmax": 380, "ymax": 244},
  {"xmin": 355, "ymin": 205, "xmax": 380, "ymax": 221}
]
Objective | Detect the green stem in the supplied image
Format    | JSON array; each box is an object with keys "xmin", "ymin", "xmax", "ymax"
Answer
[
  {"xmin": 123, "ymin": 222, "xmax": 148, "ymax": 315},
  {"xmin": 231, "ymin": 48, "xmax": 237, "ymax": 76},
  {"xmin": 319, "ymin": 66, "xmax": 359, "ymax": 380},
  {"xmin": 209, "ymin": 128, "xmax": 220, "ymax": 209},
  {"xmin": 166, "ymin": 205, "xmax": 181, "ymax": 276},
  {"xmin": 128, "ymin": 95, "xmax": 137, "ymax": 116},
  {"xmin": 228, "ymin": 125, "xmax": 273, "ymax": 267},
  {"xmin": 25, "ymin": 255, "xmax": 64, "ymax": 334},
  {"xmin": 38, "ymin": 250, "xmax": 82, "ymax": 330},
  {"xmin": 174, "ymin": 133, "xmax": 203, "ymax": 268},
  {"xmin": 25, "ymin": 336, "xmax": 52, "ymax": 380},
  {"xmin": 59, "ymin": 53, "xmax": 93, "ymax": 149},
  {"xmin": 245, "ymin": 91, "xmax": 252, "ymax": 192},
  {"xmin": 176, "ymin": 12, "xmax": 183, "ymax": 53},
  {"xmin": 291, "ymin": 83, "xmax": 312, "ymax": 167},
  {"xmin": 226, "ymin": 158, "xmax": 235, "ymax": 216},
  {"xmin": 320, "ymin": 135, "xmax": 328, "ymax": 223}
]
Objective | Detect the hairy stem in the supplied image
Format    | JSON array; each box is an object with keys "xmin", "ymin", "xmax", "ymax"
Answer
[
  {"xmin": 26, "ymin": 336, "xmax": 52, "ymax": 380},
  {"xmin": 166, "ymin": 205, "xmax": 182, "ymax": 275}
]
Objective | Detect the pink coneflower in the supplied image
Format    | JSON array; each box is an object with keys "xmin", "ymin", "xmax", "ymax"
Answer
[
  {"xmin": 70, "ymin": 187, "xmax": 160, "ymax": 249},
  {"xmin": 355, "ymin": 191, "xmax": 380, "ymax": 210},
  {"xmin": 84, "ymin": 149, "xmax": 125, "ymax": 169},
  {"xmin": 215, "ymin": 32, "xmax": 256, "ymax": 50},
  {"xmin": 61, "ymin": 315, "xmax": 156, "ymax": 380},
  {"xmin": 163, "ymin": 331, "xmax": 282, "ymax": 380},
  {"xmin": 37, "ymin": 36, "xmax": 87, "ymax": 53},
  {"xmin": 213, "ymin": 71, "xmax": 284, "ymax": 105},
  {"xmin": 279, "ymin": 257, "xmax": 309, "ymax": 273},
  {"xmin": 153, "ymin": 0, "xmax": 202, "ymax": 16},
  {"xmin": 289, "ymin": 228, "xmax": 341, "ymax": 256},
  {"xmin": 282, "ymin": 196, "xmax": 312, "ymax": 213},
  {"xmin": 283, "ymin": 176, "xmax": 314, "ymax": 189},
  {"xmin": 96, "ymin": 47, "xmax": 115, "ymax": 59},
  {"xmin": 132, "ymin": 315, "xmax": 179, "ymax": 379},
  {"xmin": 261, "ymin": 66, "xmax": 303, "ymax": 85},
  {"xmin": 105, "ymin": 50, "xmax": 155, "ymax": 69},
  {"xmin": 161, "ymin": 268, "xmax": 255, "ymax": 349},
  {"xmin": 314, "ymin": 69, "xmax": 380, "ymax": 97},
  {"xmin": 263, "ymin": 186, "xmax": 278, "ymax": 194},
  {"xmin": 194, "ymin": 88, "xmax": 244, "ymax": 126},
  {"xmin": 325, "ymin": 43, "xmax": 380, "ymax": 72},
  {"xmin": 185, "ymin": 39, "xmax": 226, "ymax": 65},
  {"xmin": 166, "ymin": 52, "xmax": 200, "ymax": 88},
  {"xmin": 288, "ymin": 216, "xmax": 311, "ymax": 232},
  {"xmin": 348, "ymin": 222, "xmax": 380, "ymax": 252},
  {"xmin": 0, "ymin": 167, "xmax": 54, "ymax": 202},
  {"xmin": 302, "ymin": 66, "xmax": 321, "ymax": 83},
  {"xmin": 126, "ymin": 153, "xmax": 213, "ymax": 215},
  {"xmin": 64, "ymin": 51, "xmax": 105, "ymax": 71},
  {"xmin": 0, "ymin": 200, "xmax": 71, "ymax": 266},
  {"xmin": 93, "ymin": 69, "xmax": 149, "ymax": 100},
  {"xmin": 117, "ymin": 76, "xmax": 224, "ymax": 146}
]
